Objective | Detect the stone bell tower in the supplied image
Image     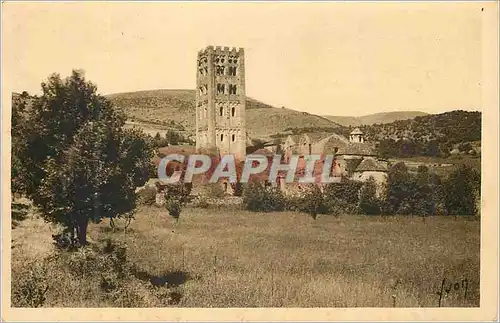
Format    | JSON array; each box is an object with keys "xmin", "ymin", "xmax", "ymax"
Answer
[{"xmin": 195, "ymin": 45, "xmax": 246, "ymax": 160}]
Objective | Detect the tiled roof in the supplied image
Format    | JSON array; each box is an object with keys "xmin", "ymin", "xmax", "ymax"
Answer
[
  {"xmin": 250, "ymin": 148, "xmax": 275, "ymax": 156},
  {"xmin": 321, "ymin": 134, "xmax": 349, "ymax": 154},
  {"xmin": 302, "ymin": 132, "xmax": 332, "ymax": 143},
  {"xmin": 350, "ymin": 128, "xmax": 364, "ymax": 135},
  {"xmin": 355, "ymin": 158, "xmax": 388, "ymax": 172},
  {"xmin": 158, "ymin": 145, "xmax": 197, "ymax": 156},
  {"xmin": 337, "ymin": 142, "xmax": 376, "ymax": 156}
]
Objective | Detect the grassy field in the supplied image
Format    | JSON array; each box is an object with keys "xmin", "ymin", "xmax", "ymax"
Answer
[{"xmin": 11, "ymin": 202, "xmax": 480, "ymax": 308}]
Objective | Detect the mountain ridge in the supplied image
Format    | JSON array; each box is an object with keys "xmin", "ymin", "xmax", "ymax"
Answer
[
  {"xmin": 104, "ymin": 89, "xmax": 343, "ymax": 139},
  {"xmin": 104, "ymin": 89, "xmax": 438, "ymax": 139},
  {"xmin": 323, "ymin": 111, "xmax": 430, "ymax": 127}
]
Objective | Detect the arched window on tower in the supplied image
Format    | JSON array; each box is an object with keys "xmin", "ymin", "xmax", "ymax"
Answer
[
  {"xmin": 231, "ymin": 107, "xmax": 235, "ymax": 117},
  {"xmin": 220, "ymin": 106, "xmax": 223, "ymax": 116},
  {"xmin": 220, "ymin": 134, "xmax": 224, "ymax": 142},
  {"xmin": 232, "ymin": 134, "xmax": 235, "ymax": 142},
  {"xmin": 217, "ymin": 84, "xmax": 225, "ymax": 94},
  {"xmin": 216, "ymin": 65, "xmax": 225, "ymax": 76}
]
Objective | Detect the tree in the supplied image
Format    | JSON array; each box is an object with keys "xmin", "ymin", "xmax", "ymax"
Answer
[
  {"xmin": 166, "ymin": 198, "xmax": 182, "ymax": 223},
  {"xmin": 297, "ymin": 184, "xmax": 325, "ymax": 220},
  {"xmin": 443, "ymin": 164, "xmax": 480, "ymax": 216},
  {"xmin": 413, "ymin": 166, "xmax": 442, "ymax": 216},
  {"xmin": 165, "ymin": 129, "xmax": 181, "ymax": 145},
  {"xmin": 11, "ymin": 92, "xmax": 31, "ymax": 197},
  {"xmin": 22, "ymin": 70, "xmax": 152, "ymax": 245},
  {"xmin": 385, "ymin": 162, "xmax": 417, "ymax": 214},
  {"xmin": 358, "ymin": 176, "xmax": 381, "ymax": 215},
  {"xmin": 151, "ymin": 132, "xmax": 169, "ymax": 148},
  {"xmin": 458, "ymin": 142, "xmax": 473, "ymax": 153},
  {"xmin": 163, "ymin": 182, "xmax": 192, "ymax": 226},
  {"xmin": 423, "ymin": 140, "xmax": 439, "ymax": 157},
  {"xmin": 242, "ymin": 181, "xmax": 285, "ymax": 212},
  {"xmin": 378, "ymin": 139, "xmax": 399, "ymax": 158},
  {"xmin": 321, "ymin": 179, "xmax": 362, "ymax": 215}
]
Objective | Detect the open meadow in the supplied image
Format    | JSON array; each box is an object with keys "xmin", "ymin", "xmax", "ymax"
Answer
[{"xmin": 11, "ymin": 201, "xmax": 480, "ymax": 308}]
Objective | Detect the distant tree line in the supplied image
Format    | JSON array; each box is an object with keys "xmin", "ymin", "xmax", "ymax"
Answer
[
  {"xmin": 273, "ymin": 126, "xmax": 341, "ymax": 138},
  {"xmin": 149, "ymin": 129, "xmax": 194, "ymax": 149},
  {"xmin": 241, "ymin": 162, "xmax": 480, "ymax": 217},
  {"xmin": 355, "ymin": 110, "xmax": 481, "ymax": 158}
]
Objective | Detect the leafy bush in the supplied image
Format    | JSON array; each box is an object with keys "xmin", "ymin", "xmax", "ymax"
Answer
[
  {"xmin": 458, "ymin": 142, "xmax": 473, "ymax": 153},
  {"xmin": 434, "ymin": 202, "xmax": 448, "ymax": 216},
  {"xmin": 323, "ymin": 180, "xmax": 362, "ymax": 215},
  {"xmin": 385, "ymin": 162, "xmax": 417, "ymax": 214},
  {"xmin": 11, "ymin": 261, "xmax": 49, "ymax": 307},
  {"xmin": 379, "ymin": 198, "xmax": 393, "ymax": 215},
  {"xmin": 161, "ymin": 183, "xmax": 191, "ymax": 204},
  {"xmin": 443, "ymin": 164, "xmax": 480, "ymax": 215},
  {"xmin": 322, "ymin": 199, "xmax": 343, "ymax": 216},
  {"xmin": 11, "ymin": 237, "xmax": 182, "ymax": 308},
  {"xmin": 52, "ymin": 228, "xmax": 79, "ymax": 250},
  {"xmin": 383, "ymin": 162, "xmax": 447, "ymax": 216},
  {"xmin": 396, "ymin": 198, "xmax": 413, "ymax": 215},
  {"xmin": 160, "ymin": 182, "xmax": 191, "ymax": 222},
  {"xmin": 165, "ymin": 129, "xmax": 181, "ymax": 145},
  {"xmin": 231, "ymin": 182, "xmax": 244, "ymax": 196},
  {"xmin": 201, "ymin": 183, "xmax": 226, "ymax": 198},
  {"xmin": 358, "ymin": 177, "xmax": 381, "ymax": 215},
  {"xmin": 137, "ymin": 186, "xmax": 157, "ymax": 206},
  {"xmin": 293, "ymin": 185, "xmax": 327, "ymax": 219},
  {"xmin": 195, "ymin": 197, "xmax": 210, "ymax": 209},
  {"xmin": 166, "ymin": 198, "xmax": 182, "ymax": 221},
  {"xmin": 66, "ymin": 239, "xmax": 128, "ymax": 281},
  {"xmin": 242, "ymin": 182, "xmax": 286, "ymax": 212},
  {"xmin": 324, "ymin": 180, "xmax": 363, "ymax": 205},
  {"xmin": 282, "ymin": 194, "xmax": 302, "ymax": 212}
]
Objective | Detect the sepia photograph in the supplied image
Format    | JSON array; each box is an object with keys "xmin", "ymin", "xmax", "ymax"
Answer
[{"xmin": 2, "ymin": 1, "xmax": 498, "ymax": 321}]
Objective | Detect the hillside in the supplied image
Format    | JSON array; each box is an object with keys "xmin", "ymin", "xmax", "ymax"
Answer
[
  {"xmin": 324, "ymin": 111, "xmax": 429, "ymax": 126},
  {"xmin": 348, "ymin": 110, "xmax": 482, "ymax": 158},
  {"xmin": 105, "ymin": 89, "xmax": 341, "ymax": 139}
]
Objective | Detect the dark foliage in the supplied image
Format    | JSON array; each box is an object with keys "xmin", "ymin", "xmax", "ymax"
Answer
[
  {"xmin": 13, "ymin": 70, "xmax": 153, "ymax": 246},
  {"xmin": 149, "ymin": 129, "xmax": 193, "ymax": 149},
  {"xmin": 443, "ymin": 164, "xmax": 480, "ymax": 216},
  {"xmin": 385, "ymin": 162, "xmax": 418, "ymax": 214},
  {"xmin": 294, "ymin": 184, "xmax": 327, "ymax": 219},
  {"xmin": 137, "ymin": 186, "xmax": 157, "ymax": 206},
  {"xmin": 242, "ymin": 182, "xmax": 286, "ymax": 212},
  {"xmin": 358, "ymin": 177, "xmax": 381, "ymax": 215},
  {"xmin": 359, "ymin": 111, "xmax": 481, "ymax": 158}
]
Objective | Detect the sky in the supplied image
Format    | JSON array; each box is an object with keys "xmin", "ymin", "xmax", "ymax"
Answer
[{"xmin": 3, "ymin": 2, "xmax": 485, "ymax": 116}]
